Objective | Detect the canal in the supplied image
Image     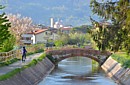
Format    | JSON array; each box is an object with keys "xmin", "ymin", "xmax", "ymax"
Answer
[{"xmin": 39, "ymin": 57, "xmax": 118, "ymax": 85}]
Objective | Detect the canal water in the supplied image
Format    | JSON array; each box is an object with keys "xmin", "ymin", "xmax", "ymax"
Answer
[{"xmin": 39, "ymin": 57, "xmax": 118, "ymax": 85}]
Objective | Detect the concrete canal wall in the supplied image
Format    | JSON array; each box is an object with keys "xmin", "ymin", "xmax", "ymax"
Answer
[
  {"xmin": 0, "ymin": 57, "xmax": 55, "ymax": 85},
  {"xmin": 101, "ymin": 57, "xmax": 130, "ymax": 85}
]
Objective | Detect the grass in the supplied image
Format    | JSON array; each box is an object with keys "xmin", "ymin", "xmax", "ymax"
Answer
[
  {"xmin": 0, "ymin": 53, "xmax": 46, "ymax": 81},
  {"xmin": 111, "ymin": 52, "xmax": 130, "ymax": 68},
  {"xmin": 92, "ymin": 60, "xmax": 99, "ymax": 73},
  {"xmin": 0, "ymin": 68, "xmax": 21, "ymax": 80},
  {"xmin": 0, "ymin": 58, "xmax": 20, "ymax": 67}
]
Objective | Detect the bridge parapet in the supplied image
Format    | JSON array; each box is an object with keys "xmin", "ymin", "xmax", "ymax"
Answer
[
  {"xmin": 46, "ymin": 48, "xmax": 112, "ymax": 65},
  {"xmin": 46, "ymin": 48, "xmax": 111, "ymax": 56}
]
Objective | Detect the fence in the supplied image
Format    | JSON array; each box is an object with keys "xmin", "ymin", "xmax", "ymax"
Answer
[
  {"xmin": 0, "ymin": 44, "xmax": 44, "ymax": 62},
  {"xmin": 0, "ymin": 49, "xmax": 21, "ymax": 62}
]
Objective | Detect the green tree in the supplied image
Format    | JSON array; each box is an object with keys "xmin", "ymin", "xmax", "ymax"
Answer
[
  {"xmin": 0, "ymin": 5, "xmax": 11, "ymax": 51},
  {"xmin": 54, "ymin": 40, "xmax": 63, "ymax": 47},
  {"xmin": 72, "ymin": 25, "xmax": 92, "ymax": 33},
  {"xmin": 1, "ymin": 35, "xmax": 16, "ymax": 52},
  {"xmin": 54, "ymin": 33, "xmax": 88, "ymax": 46},
  {"xmin": 90, "ymin": 0, "xmax": 130, "ymax": 53},
  {"xmin": 69, "ymin": 33, "xmax": 83, "ymax": 45}
]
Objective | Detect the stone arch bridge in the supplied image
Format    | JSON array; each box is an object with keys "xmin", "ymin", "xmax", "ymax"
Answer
[{"xmin": 46, "ymin": 48, "xmax": 112, "ymax": 66}]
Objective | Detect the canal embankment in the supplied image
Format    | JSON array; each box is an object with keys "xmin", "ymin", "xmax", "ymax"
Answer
[
  {"xmin": 0, "ymin": 57, "xmax": 55, "ymax": 85},
  {"xmin": 101, "ymin": 57, "xmax": 130, "ymax": 85}
]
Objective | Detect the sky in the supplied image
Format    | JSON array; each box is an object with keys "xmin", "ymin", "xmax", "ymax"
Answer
[{"xmin": 0, "ymin": 0, "xmax": 101, "ymax": 26}]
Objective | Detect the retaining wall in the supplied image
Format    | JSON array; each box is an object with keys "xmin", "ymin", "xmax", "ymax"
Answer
[
  {"xmin": 0, "ymin": 57, "xmax": 55, "ymax": 85},
  {"xmin": 101, "ymin": 57, "xmax": 130, "ymax": 85}
]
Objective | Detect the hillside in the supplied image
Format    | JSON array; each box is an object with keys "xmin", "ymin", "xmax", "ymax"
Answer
[{"xmin": 2, "ymin": 0, "xmax": 98, "ymax": 26}]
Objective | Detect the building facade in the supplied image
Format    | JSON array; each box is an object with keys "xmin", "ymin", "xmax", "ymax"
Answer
[{"xmin": 21, "ymin": 29, "xmax": 58, "ymax": 45}]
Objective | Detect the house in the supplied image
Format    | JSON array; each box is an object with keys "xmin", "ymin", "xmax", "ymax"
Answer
[
  {"xmin": 60, "ymin": 27, "xmax": 72, "ymax": 34},
  {"xmin": 21, "ymin": 29, "xmax": 58, "ymax": 45}
]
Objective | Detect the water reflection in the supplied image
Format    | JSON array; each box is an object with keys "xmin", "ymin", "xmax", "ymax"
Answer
[{"xmin": 39, "ymin": 57, "xmax": 117, "ymax": 85}]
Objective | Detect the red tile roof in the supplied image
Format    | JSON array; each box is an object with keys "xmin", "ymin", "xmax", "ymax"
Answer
[{"xmin": 27, "ymin": 29, "xmax": 48, "ymax": 35}]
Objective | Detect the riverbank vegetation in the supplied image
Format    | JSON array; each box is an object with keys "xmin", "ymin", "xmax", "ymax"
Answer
[
  {"xmin": 89, "ymin": 0, "xmax": 130, "ymax": 68},
  {"xmin": 52, "ymin": 25, "xmax": 92, "ymax": 47},
  {"xmin": 25, "ymin": 44, "xmax": 44, "ymax": 56},
  {"xmin": 111, "ymin": 52, "xmax": 130, "ymax": 68}
]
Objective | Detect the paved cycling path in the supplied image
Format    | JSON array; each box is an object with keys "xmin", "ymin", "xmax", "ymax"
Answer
[{"xmin": 0, "ymin": 53, "xmax": 43, "ymax": 75}]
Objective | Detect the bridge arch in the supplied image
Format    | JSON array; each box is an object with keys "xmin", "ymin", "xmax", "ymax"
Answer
[
  {"xmin": 46, "ymin": 48, "xmax": 112, "ymax": 65},
  {"xmin": 54, "ymin": 54, "xmax": 100, "ymax": 63}
]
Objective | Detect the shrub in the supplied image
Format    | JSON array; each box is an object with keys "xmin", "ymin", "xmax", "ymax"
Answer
[
  {"xmin": 123, "ymin": 59, "xmax": 130, "ymax": 68},
  {"xmin": 35, "ymin": 49, "xmax": 44, "ymax": 53},
  {"xmin": 54, "ymin": 40, "xmax": 63, "ymax": 47},
  {"xmin": 46, "ymin": 54, "xmax": 56, "ymax": 63}
]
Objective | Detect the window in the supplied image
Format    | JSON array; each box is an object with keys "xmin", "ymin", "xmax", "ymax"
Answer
[{"xmin": 26, "ymin": 37, "xmax": 31, "ymax": 40}]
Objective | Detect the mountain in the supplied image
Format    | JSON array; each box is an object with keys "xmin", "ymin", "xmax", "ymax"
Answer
[{"xmin": 1, "ymin": 0, "xmax": 98, "ymax": 26}]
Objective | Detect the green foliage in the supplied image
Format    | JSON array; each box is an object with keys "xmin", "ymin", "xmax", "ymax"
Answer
[
  {"xmin": 0, "ymin": 12, "xmax": 11, "ymax": 51},
  {"xmin": 46, "ymin": 54, "xmax": 56, "ymax": 63},
  {"xmin": 26, "ymin": 52, "xmax": 34, "ymax": 56},
  {"xmin": 37, "ymin": 53, "xmax": 46, "ymax": 61},
  {"xmin": 55, "ymin": 25, "xmax": 92, "ymax": 47},
  {"xmin": 26, "ymin": 49, "xmax": 44, "ymax": 56},
  {"xmin": 1, "ymin": 35, "xmax": 16, "ymax": 52},
  {"xmin": 35, "ymin": 49, "xmax": 44, "ymax": 53},
  {"xmin": 68, "ymin": 33, "xmax": 91, "ymax": 45},
  {"xmin": 90, "ymin": 0, "xmax": 130, "ymax": 53},
  {"xmin": 0, "ymin": 68, "xmax": 21, "ymax": 81},
  {"xmin": 72, "ymin": 25, "xmax": 92, "ymax": 33},
  {"xmin": 0, "ymin": 5, "xmax": 15, "ymax": 52},
  {"xmin": 123, "ymin": 59, "xmax": 130, "ymax": 68},
  {"xmin": 22, "ymin": 59, "xmax": 38, "ymax": 69},
  {"xmin": 111, "ymin": 53, "xmax": 128, "ymax": 65},
  {"xmin": 111, "ymin": 52, "xmax": 130, "ymax": 68},
  {"xmin": 92, "ymin": 60, "xmax": 99, "ymax": 73},
  {"xmin": 54, "ymin": 40, "xmax": 63, "ymax": 47},
  {"xmin": 54, "ymin": 31, "xmax": 91, "ymax": 47},
  {"xmin": 25, "ymin": 44, "xmax": 44, "ymax": 56}
]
